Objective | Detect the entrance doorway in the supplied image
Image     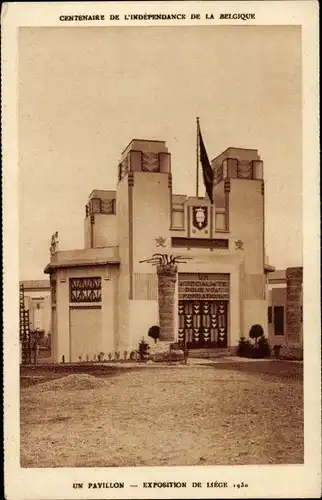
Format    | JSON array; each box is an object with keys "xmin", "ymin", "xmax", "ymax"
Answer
[{"xmin": 178, "ymin": 300, "xmax": 228, "ymax": 348}]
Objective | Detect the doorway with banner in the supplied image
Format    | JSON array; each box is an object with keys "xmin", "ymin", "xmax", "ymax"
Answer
[{"xmin": 178, "ymin": 273, "xmax": 230, "ymax": 349}]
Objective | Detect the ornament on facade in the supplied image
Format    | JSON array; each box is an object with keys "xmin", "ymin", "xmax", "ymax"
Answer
[
  {"xmin": 50, "ymin": 280, "xmax": 57, "ymax": 305},
  {"xmin": 118, "ymin": 154, "xmax": 129, "ymax": 181},
  {"xmin": 192, "ymin": 206, "xmax": 208, "ymax": 230},
  {"xmin": 234, "ymin": 239, "xmax": 244, "ymax": 250},
  {"xmin": 140, "ymin": 253, "xmax": 192, "ymax": 266},
  {"xmin": 237, "ymin": 161, "xmax": 253, "ymax": 179},
  {"xmin": 50, "ymin": 231, "xmax": 59, "ymax": 257},
  {"xmin": 155, "ymin": 236, "xmax": 166, "ymax": 248},
  {"xmin": 214, "ymin": 165, "xmax": 224, "ymax": 185},
  {"xmin": 142, "ymin": 152, "xmax": 160, "ymax": 172}
]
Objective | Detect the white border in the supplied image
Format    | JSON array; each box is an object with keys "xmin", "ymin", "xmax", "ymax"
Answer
[{"xmin": 2, "ymin": 2, "xmax": 320, "ymax": 499}]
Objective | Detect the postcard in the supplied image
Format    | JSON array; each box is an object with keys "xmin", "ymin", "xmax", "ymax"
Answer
[{"xmin": 2, "ymin": 1, "xmax": 320, "ymax": 499}]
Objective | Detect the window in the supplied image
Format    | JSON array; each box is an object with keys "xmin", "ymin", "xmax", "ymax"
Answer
[
  {"xmin": 268, "ymin": 306, "xmax": 272, "ymax": 323},
  {"xmin": 69, "ymin": 277, "xmax": 101, "ymax": 303},
  {"xmin": 171, "ymin": 203, "xmax": 185, "ymax": 230},
  {"xmin": 274, "ymin": 306, "xmax": 284, "ymax": 335}
]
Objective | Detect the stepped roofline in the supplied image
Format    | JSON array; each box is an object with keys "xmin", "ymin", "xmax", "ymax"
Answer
[{"xmin": 121, "ymin": 138, "xmax": 167, "ymax": 155}]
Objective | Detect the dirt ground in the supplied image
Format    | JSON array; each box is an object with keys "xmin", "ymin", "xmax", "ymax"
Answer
[{"xmin": 20, "ymin": 360, "xmax": 303, "ymax": 467}]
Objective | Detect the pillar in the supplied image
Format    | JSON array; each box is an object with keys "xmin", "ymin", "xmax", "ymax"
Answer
[
  {"xmin": 286, "ymin": 266, "xmax": 303, "ymax": 345},
  {"xmin": 157, "ymin": 263, "xmax": 178, "ymax": 342}
]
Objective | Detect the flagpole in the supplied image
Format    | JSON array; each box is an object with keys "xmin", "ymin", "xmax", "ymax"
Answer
[{"xmin": 196, "ymin": 117, "xmax": 199, "ymax": 198}]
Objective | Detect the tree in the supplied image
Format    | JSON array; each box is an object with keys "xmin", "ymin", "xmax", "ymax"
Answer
[{"xmin": 148, "ymin": 325, "xmax": 160, "ymax": 343}]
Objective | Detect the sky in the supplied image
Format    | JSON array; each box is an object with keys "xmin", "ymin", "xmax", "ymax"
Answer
[{"xmin": 18, "ymin": 25, "xmax": 302, "ymax": 280}]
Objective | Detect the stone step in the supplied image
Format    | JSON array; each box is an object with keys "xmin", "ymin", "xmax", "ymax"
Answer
[{"xmin": 188, "ymin": 348, "xmax": 237, "ymax": 359}]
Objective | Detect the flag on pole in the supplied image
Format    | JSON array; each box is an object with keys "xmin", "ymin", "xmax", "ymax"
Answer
[{"xmin": 198, "ymin": 121, "xmax": 214, "ymax": 204}]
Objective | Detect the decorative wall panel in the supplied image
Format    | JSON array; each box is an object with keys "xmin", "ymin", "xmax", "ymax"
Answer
[
  {"xmin": 142, "ymin": 152, "xmax": 160, "ymax": 172},
  {"xmin": 178, "ymin": 300, "xmax": 227, "ymax": 348},
  {"xmin": 86, "ymin": 198, "xmax": 116, "ymax": 215},
  {"xmin": 189, "ymin": 206, "xmax": 211, "ymax": 237},
  {"xmin": 214, "ymin": 165, "xmax": 223, "ymax": 185},
  {"xmin": 69, "ymin": 277, "xmax": 102, "ymax": 303},
  {"xmin": 237, "ymin": 161, "xmax": 253, "ymax": 179},
  {"xmin": 172, "ymin": 237, "xmax": 228, "ymax": 249},
  {"xmin": 178, "ymin": 273, "xmax": 230, "ymax": 301},
  {"xmin": 118, "ymin": 154, "xmax": 130, "ymax": 180},
  {"xmin": 102, "ymin": 199, "xmax": 116, "ymax": 214},
  {"xmin": 51, "ymin": 280, "xmax": 56, "ymax": 305}
]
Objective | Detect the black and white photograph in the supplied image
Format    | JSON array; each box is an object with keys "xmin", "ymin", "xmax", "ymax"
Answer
[{"xmin": 2, "ymin": 2, "xmax": 320, "ymax": 499}]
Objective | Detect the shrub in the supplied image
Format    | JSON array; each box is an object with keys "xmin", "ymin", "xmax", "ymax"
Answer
[
  {"xmin": 237, "ymin": 334, "xmax": 271, "ymax": 359},
  {"xmin": 148, "ymin": 325, "xmax": 160, "ymax": 343},
  {"xmin": 114, "ymin": 351, "xmax": 120, "ymax": 360},
  {"xmin": 253, "ymin": 336, "xmax": 271, "ymax": 358},
  {"xmin": 129, "ymin": 350, "xmax": 137, "ymax": 361},
  {"xmin": 123, "ymin": 350, "xmax": 128, "ymax": 360},
  {"xmin": 138, "ymin": 338, "xmax": 150, "ymax": 360},
  {"xmin": 249, "ymin": 324, "xmax": 264, "ymax": 346},
  {"xmin": 237, "ymin": 336, "xmax": 252, "ymax": 357}
]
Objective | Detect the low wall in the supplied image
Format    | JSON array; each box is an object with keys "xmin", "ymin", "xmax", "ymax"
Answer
[{"xmin": 279, "ymin": 345, "xmax": 303, "ymax": 361}]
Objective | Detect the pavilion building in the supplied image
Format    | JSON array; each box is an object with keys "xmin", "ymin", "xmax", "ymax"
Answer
[{"xmin": 45, "ymin": 139, "xmax": 272, "ymax": 363}]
